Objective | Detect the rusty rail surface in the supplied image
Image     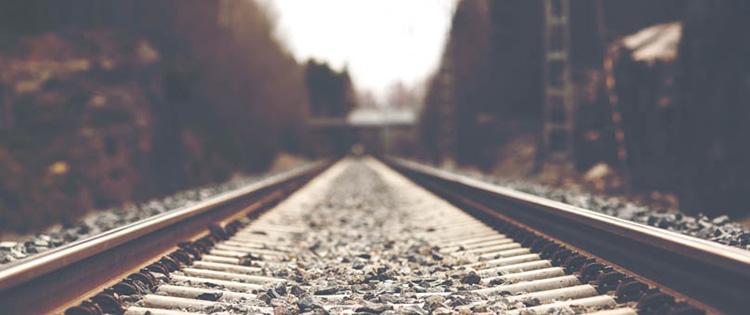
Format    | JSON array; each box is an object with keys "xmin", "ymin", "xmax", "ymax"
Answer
[
  {"xmin": 386, "ymin": 157, "xmax": 750, "ymax": 315},
  {"xmin": 0, "ymin": 161, "xmax": 329, "ymax": 314}
]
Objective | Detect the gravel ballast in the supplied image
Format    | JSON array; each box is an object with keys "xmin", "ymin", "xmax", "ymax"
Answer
[
  {"xmin": 449, "ymin": 168, "xmax": 750, "ymax": 250},
  {"xmin": 131, "ymin": 158, "xmax": 624, "ymax": 314},
  {"xmin": 0, "ymin": 173, "xmax": 277, "ymax": 265}
]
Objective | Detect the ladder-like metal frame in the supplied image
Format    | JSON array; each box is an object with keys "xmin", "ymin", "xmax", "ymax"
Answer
[
  {"xmin": 542, "ymin": 0, "xmax": 575, "ymax": 160},
  {"xmin": 437, "ymin": 41, "xmax": 456, "ymax": 163}
]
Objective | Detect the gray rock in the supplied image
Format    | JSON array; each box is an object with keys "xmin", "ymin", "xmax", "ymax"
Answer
[
  {"xmin": 1, "ymin": 172, "xmax": 271, "ymax": 265},
  {"xmin": 448, "ymin": 166, "xmax": 750, "ymax": 251}
]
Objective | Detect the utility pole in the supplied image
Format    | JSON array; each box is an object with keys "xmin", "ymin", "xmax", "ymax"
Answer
[
  {"xmin": 540, "ymin": 0, "xmax": 575, "ymax": 163},
  {"xmin": 437, "ymin": 41, "xmax": 457, "ymax": 166}
]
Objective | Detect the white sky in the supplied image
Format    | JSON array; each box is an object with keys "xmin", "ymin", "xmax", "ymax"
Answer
[{"xmin": 258, "ymin": 0, "xmax": 459, "ymax": 101}]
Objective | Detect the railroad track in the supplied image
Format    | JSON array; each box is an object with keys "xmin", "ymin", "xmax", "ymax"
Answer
[{"xmin": 0, "ymin": 157, "xmax": 748, "ymax": 314}]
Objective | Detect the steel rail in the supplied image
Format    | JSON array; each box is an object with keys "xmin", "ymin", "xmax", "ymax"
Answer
[
  {"xmin": 386, "ymin": 157, "xmax": 750, "ymax": 315},
  {"xmin": 0, "ymin": 161, "xmax": 329, "ymax": 314}
]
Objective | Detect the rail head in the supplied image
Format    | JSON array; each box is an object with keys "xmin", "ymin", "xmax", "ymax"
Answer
[
  {"xmin": 0, "ymin": 161, "xmax": 327, "ymax": 293},
  {"xmin": 389, "ymin": 157, "xmax": 750, "ymax": 272},
  {"xmin": 386, "ymin": 157, "xmax": 750, "ymax": 314}
]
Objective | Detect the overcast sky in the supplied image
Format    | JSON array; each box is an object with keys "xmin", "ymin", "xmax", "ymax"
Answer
[{"xmin": 258, "ymin": 0, "xmax": 459, "ymax": 101}]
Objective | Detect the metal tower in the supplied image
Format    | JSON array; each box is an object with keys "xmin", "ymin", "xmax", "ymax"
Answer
[
  {"xmin": 437, "ymin": 41, "xmax": 456, "ymax": 164},
  {"xmin": 541, "ymin": 0, "xmax": 575, "ymax": 160}
]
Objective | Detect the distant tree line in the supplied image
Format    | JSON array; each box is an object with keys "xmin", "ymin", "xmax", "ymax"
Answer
[{"xmin": 304, "ymin": 60, "xmax": 357, "ymax": 118}]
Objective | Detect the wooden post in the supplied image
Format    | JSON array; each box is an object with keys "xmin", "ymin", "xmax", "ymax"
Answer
[{"xmin": 0, "ymin": 84, "xmax": 12, "ymax": 129}]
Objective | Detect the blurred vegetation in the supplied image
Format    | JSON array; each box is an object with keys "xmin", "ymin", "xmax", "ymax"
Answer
[
  {"xmin": 0, "ymin": 1, "xmax": 312, "ymax": 231},
  {"xmin": 419, "ymin": 0, "xmax": 750, "ymax": 216},
  {"xmin": 305, "ymin": 60, "xmax": 357, "ymax": 118}
]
